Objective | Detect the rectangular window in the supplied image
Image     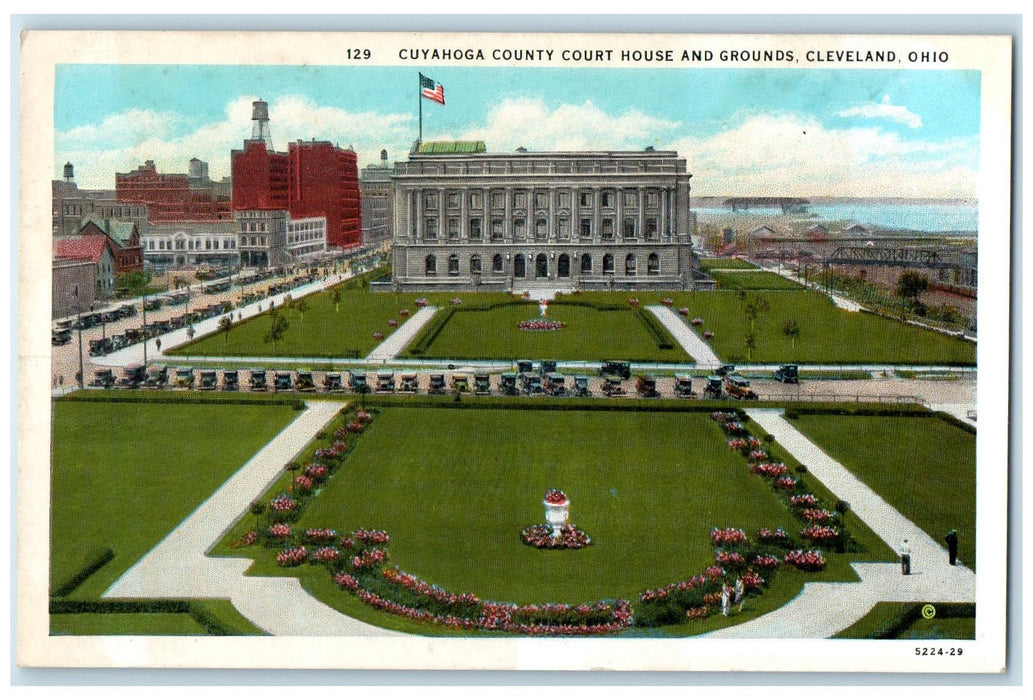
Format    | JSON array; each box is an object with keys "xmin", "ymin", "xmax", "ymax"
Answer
[
  {"xmin": 469, "ymin": 192, "xmax": 482, "ymax": 209},
  {"xmin": 469, "ymin": 218, "xmax": 482, "ymax": 239},
  {"xmin": 513, "ymin": 191, "xmax": 528, "ymax": 209},
  {"xmin": 448, "ymin": 218, "xmax": 460, "ymax": 240},
  {"xmin": 646, "ymin": 218, "xmax": 658, "ymax": 239},
  {"xmin": 424, "ymin": 192, "xmax": 438, "ymax": 209},
  {"xmin": 447, "ymin": 192, "xmax": 461, "ymax": 209},
  {"xmin": 580, "ymin": 191, "xmax": 593, "ymax": 207},
  {"xmin": 623, "ymin": 219, "xmax": 637, "ymax": 238},
  {"xmin": 623, "ymin": 191, "xmax": 638, "ymax": 207},
  {"xmin": 558, "ymin": 219, "xmax": 571, "ymax": 239},
  {"xmin": 601, "ymin": 219, "xmax": 614, "ymax": 240},
  {"xmin": 534, "ymin": 192, "xmax": 548, "ymax": 209},
  {"xmin": 557, "ymin": 191, "xmax": 571, "ymax": 209},
  {"xmin": 535, "ymin": 219, "xmax": 548, "ymax": 240},
  {"xmin": 646, "ymin": 191, "xmax": 659, "ymax": 208},
  {"xmin": 491, "ymin": 218, "xmax": 504, "ymax": 240},
  {"xmin": 602, "ymin": 192, "xmax": 615, "ymax": 208},
  {"xmin": 491, "ymin": 191, "xmax": 505, "ymax": 209},
  {"xmin": 513, "ymin": 219, "xmax": 526, "ymax": 239},
  {"xmin": 425, "ymin": 219, "xmax": 438, "ymax": 238},
  {"xmin": 580, "ymin": 219, "xmax": 592, "ymax": 238}
]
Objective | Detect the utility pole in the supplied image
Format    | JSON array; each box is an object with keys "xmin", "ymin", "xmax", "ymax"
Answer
[
  {"xmin": 75, "ymin": 286, "xmax": 84, "ymax": 389},
  {"xmin": 142, "ymin": 292, "xmax": 148, "ymax": 367}
]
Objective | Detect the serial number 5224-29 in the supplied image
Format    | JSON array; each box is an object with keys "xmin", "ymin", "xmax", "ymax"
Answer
[{"xmin": 915, "ymin": 647, "xmax": 964, "ymax": 656}]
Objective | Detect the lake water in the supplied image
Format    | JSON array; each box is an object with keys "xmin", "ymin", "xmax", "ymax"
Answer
[{"xmin": 695, "ymin": 202, "xmax": 978, "ymax": 234}]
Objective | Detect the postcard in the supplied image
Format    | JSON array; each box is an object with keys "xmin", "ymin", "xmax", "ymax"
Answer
[{"xmin": 17, "ymin": 29, "xmax": 1012, "ymax": 673}]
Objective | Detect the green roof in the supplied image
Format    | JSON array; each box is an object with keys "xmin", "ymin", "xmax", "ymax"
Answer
[{"xmin": 416, "ymin": 140, "xmax": 486, "ymax": 154}]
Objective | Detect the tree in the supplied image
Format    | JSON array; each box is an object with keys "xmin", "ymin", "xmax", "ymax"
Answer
[
  {"xmin": 218, "ymin": 315, "xmax": 233, "ymax": 347},
  {"xmin": 896, "ymin": 271, "xmax": 930, "ymax": 308},
  {"xmin": 744, "ymin": 333, "xmax": 756, "ymax": 361},
  {"xmin": 294, "ymin": 297, "xmax": 309, "ymax": 323},
  {"xmin": 782, "ymin": 318, "xmax": 800, "ymax": 349},
  {"xmin": 263, "ymin": 312, "xmax": 290, "ymax": 353},
  {"xmin": 331, "ymin": 287, "xmax": 342, "ymax": 313}
]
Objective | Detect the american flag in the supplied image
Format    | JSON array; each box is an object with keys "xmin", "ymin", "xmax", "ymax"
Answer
[{"xmin": 420, "ymin": 73, "xmax": 445, "ymax": 105}]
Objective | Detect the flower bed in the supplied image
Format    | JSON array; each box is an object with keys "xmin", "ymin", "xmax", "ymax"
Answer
[
  {"xmin": 521, "ymin": 524, "xmax": 591, "ymax": 549},
  {"xmin": 757, "ymin": 527, "xmax": 793, "ymax": 547},
  {"xmin": 710, "ymin": 527, "xmax": 747, "ymax": 546},
  {"xmin": 784, "ymin": 549, "xmax": 827, "ymax": 571},
  {"xmin": 518, "ymin": 320, "xmax": 566, "ymax": 331},
  {"xmin": 678, "ymin": 307, "xmax": 690, "ymax": 316},
  {"xmin": 750, "ymin": 462, "xmax": 789, "ymax": 478},
  {"xmin": 277, "ymin": 545, "xmax": 308, "ymax": 567},
  {"xmin": 800, "ymin": 525, "xmax": 840, "ymax": 543},
  {"xmin": 544, "ymin": 489, "xmax": 568, "ymax": 505}
]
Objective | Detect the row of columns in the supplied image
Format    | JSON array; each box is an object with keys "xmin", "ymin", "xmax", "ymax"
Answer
[{"xmin": 407, "ymin": 186, "xmax": 678, "ymax": 245}]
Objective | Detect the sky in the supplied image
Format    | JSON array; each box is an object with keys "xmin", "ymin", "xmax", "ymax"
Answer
[{"xmin": 54, "ymin": 64, "xmax": 981, "ymax": 197}]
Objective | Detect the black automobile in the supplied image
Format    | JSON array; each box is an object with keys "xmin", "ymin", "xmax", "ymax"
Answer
[
  {"xmin": 250, "ymin": 369, "xmax": 268, "ymax": 391},
  {"xmin": 774, "ymin": 364, "xmax": 800, "ymax": 384},
  {"xmin": 119, "ymin": 364, "xmax": 146, "ymax": 389},
  {"xmin": 91, "ymin": 369, "xmax": 116, "ymax": 389},
  {"xmin": 499, "ymin": 373, "xmax": 519, "ymax": 396},
  {"xmin": 323, "ymin": 373, "xmax": 343, "ymax": 392},
  {"xmin": 223, "ymin": 370, "xmax": 240, "ymax": 391},
  {"xmin": 600, "ymin": 361, "xmax": 631, "ymax": 379},
  {"xmin": 199, "ymin": 370, "xmax": 218, "ymax": 390},
  {"xmin": 428, "ymin": 373, "xmax": 447, "ymax": 395},
  {"xmin": 274, "ymin": 371, "xmax": 294, "ymax": 392}
]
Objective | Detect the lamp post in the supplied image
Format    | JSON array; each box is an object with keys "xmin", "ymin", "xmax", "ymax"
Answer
[
  {"xmin": 141, "ymin": 292, "xmax": 148, "ymax": 367},
  {"xmin": 74, "ymin": 286, "xmax": 84, "ymax": 389}
]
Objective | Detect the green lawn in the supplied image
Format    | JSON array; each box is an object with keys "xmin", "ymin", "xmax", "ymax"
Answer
[
  {"xmin": 790, "ymin": 414, "xmax": 976, "ymax": 569},
  {"xmin": 50, "ymin": 399, "xmax": 298, "ymax": 600},
  {"xmin": 834, "ymin": 602, "xmax": 975, "ymax": 640},
  {"xmin": 699, "ymin": 258, "xmax": 758, "ymax": 272},
  {"xmin": 214, "ymin": 405, "xmax": 895, "ymax": 638},
  {"xmin": 404, "ymin": 295, "xmax": 686, "ymax": 362},
  {"xmin": 710, "ymin": 270, "xmax": 805, "ymax": 291},
  {"xmin": 50, "ymin": 613, "xmax": 210, "ymax": 635}
]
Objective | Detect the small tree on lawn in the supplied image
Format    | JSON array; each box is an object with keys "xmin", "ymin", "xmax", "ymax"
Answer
[
  {"xmin": 332, "ymin": 287, "xmax": 342, "ymax": 313},
  {"xmin": 835, "ymin": 499, "xmax": 851, "ymax": 552},
  {"xmin": 896, "ymin": 271, "xmax": 929, "ymax": 311},
  {"xmin": 744, "ymin": 333, "xmax": 756, "ymax": 361},
  {"xmin": 218, "ymin": 315, "xmax": 233, "ymax": 347},
  {"xmin": 782, "ymin": 318, "xmax": 800, "ymax": 349},
  {"xmin": 294, "ymin": 297, "xmax": 309, "ymax": 324},
  {"xmin": 263, "ymin": 311, "xmax": 290, "ymax": 353}
]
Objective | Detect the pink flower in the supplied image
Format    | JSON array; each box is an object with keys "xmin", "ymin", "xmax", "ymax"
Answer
[{"xmin": 678, "ymin": 307, "xmax": 690, "ymax": 316}]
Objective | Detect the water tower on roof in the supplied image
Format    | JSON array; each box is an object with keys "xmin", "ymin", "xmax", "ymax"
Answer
[
  {"xmin": 250, "ymin": 99, "xmax": 273, "ymax": 150},
  {"xmin": 63, "ymin": 162, "xmax": 74, "ymax": 183}
]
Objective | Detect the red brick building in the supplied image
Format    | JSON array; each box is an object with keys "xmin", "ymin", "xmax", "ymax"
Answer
[
  {"xmin": 116, "ymin": 160, "xmax": 232, "ymax": 222},
  {"xmin": 232, "ymin": 139, "xmax": 361, "ymax": 250},
  {"xmin": 78, "ymin": 219, "xmax": 144, "ymax": 274}
]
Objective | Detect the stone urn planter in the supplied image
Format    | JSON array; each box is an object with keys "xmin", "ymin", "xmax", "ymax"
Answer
[{"xmin": 543, "ymin": 489, "xmax": 570, "ymax": 539}]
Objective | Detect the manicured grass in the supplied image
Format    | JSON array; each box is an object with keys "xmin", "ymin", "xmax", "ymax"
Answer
[
  {"xmin": 642, "ymin": 290, "xmax": 975, "ymax": 365},
  {"xmin": 50, "ymin": 399, "xmax": 298, "ymax": 599},
  {"xmin": 50, "ymin": 613, "xmax": 210, "ymax": 635},
  {"xmin": 789, "ymin": 415, "xmax": 976, "ymax": 570},
  {"xmin": 710, "ymin": 270, "xmax": 805, "ymax": 291},
  {"xmin": 404, "ymin": 294, "xmax": 687, "ymax": 362},
  {"xmin": 834, "ymin": 602, "xmax": 975, "ymax": 640},
  {"xmin": 699, "ymin": 258, "xmax": 758, "ymax": 272},
  {"xmin": 216, "ymin": 404, "xmax": 895, "ymax": 634}
]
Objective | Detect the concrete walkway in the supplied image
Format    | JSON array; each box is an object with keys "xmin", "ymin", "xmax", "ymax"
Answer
[
  {"xmin": 103, "ymin": 401, "xmax": 404, "ymax": 636},
  {"xmin": 364, "ymin": 306, "xmax": 438, "ymax": 362},
  {"xmin": 706, "ymin": 409, "xmax": 975, "ymax": 638},
  {"xmin": 647, "ymin": 305, "xmax": 722, "ymax": 368}
]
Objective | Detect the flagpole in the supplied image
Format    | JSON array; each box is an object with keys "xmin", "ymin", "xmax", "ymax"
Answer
[{"xmin": 418, "ymin": 72, "xmax": 423, "ymax": 145}]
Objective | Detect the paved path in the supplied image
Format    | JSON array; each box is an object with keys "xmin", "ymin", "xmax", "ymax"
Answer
[
  {"xmin": 929, "ymin": 402, "xmax": 978, "ymax": 428},
  {"xmin": 706, "ymin": 408, "xmax": 975, "ymax": 638},
  {"xmin": 364, "ymin": 306, "xmax": 438, "ymax": 362},
  {"xmin": 103, "ymin": 401, "xmax": 404, "ymax": 636},
  {"xmin": 647, "ymin": 305, "xmax": 722, "ymax": 368},
  {"xmin": 95, "ymin": 275, "xmax": 345, "ymax": 369}
]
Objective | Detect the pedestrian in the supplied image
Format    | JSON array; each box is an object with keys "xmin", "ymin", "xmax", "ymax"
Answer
[
  {"xmin": 59, "ymin": 374, "xmax": 64, "ymax": 386},
  {"xmin": 945, "ymin": 530, "xmax": 959, "ymax": 566},
  {"xmin": 720, "ymin": 585, "xmax": 731, "ymax": 617},
  {"xmin": 734, "ymin": 577, "xmax": 745, "ymax": 612},
  {"xmin": 900, "ymin": 537, "xmax": 912, "ymax": 575}
]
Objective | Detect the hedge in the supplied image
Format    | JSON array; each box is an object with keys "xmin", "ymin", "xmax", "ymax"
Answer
[
  {"xmin": 57, "ymin": 392, "xmax": 306, "ymax": 408},
  {"xmin": 48, "ymin": 599, "xmax": 256, "ymax": 636},
  {"xmin": 871, "ymin": 602, "xmax": 976, "ymax": 639},
  {"xmin": 50, "ymin": 547, "xmax": 115, "ymax": 598},
  {"xmin": 406, "ymin": 308, "xmax": 455, "ymax": 356},
  {"xmin": 634, "ymin": 307, "xmax": 676, "ymax": 350}
]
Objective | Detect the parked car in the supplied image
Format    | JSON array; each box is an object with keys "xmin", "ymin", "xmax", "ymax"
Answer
[
  {"xmin": 175, "ymin": 367, "xmax": 195, "ymax": 389},
  {"xmin": 474, "ymin": 373, "xmax": 491, "ymax": 395},
  {"xmin": 377, "ymin": 372, "xmax": 396, "ymax": 393},
  {"xmin": 143, "ymin": 364, "xmax": 168, "ymax": 389},
  {"xmin": 724, "ymin": 375, "xmax": 758, "ymax": 400},
  {"xmin": 674, "ymin": 375, "xmax": 695, "ymax": 398},
  {"xmin": 703, "ymin": 376, "xmax": 724, "ymax": 399},
  {"xmin": 399, "ymin": 374, "xmax": 419, "ymax": 394},
  {"xmin": 349, "ymin": 372, "xmax": 368, "ymax": 393},
  {"xmin": 636, "ymin": 375, "xmax": 660, "ymax": 398},
  {"xmin": 199, "ymin": 370, "xmax": 218, "ymax": 390},
  {"xmin": 250, "ymin": 369, "xmax": 268, "ymax": 391},
  {"xmin": 296, "ymin": 371, "xmax": 316, "ymax": 392},
  {"xmin": 544, "ymin": 373, "xmax": 567, "ymax": 397},
  {"xmin": 222, "ymin": 370, "xmax": 240, "ymax": 391},
  {"xmin": 451, "ymin": 374, "xmax": 470, "ymax": 393},
  {"xmin": 91, "ymin": 369, "xmax": 115, "ymax": 389},
  {"xmin": 499, "ymin": 373, "xmax": 519, "ymax": 396},
  {"xmin": 323, "ymin": 373, "xmax": 343, "ymax": 392},
  {"xmin": 572, "ymin": 375, "xmax": 590, "ymax": 397},
  {"xmin": 119, "ymin": 364, "xmax": 146, "ymax": 389},
  {"xmin": 274, "ymin": 371, "xmax": 294, "ymax": 392},
  {"xmin": 600, "ymin": 361, "xmax": 631, "ymax": 379},
  {"xmin": 428, "ymin": 373, "xmax": 447, "ymax": 395},
  {"xmin": 773, "ymin": 364, "xmax": 799, "ymax": 384}
]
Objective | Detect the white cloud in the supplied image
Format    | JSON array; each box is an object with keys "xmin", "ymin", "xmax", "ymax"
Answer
[
  {"xmin": 670, "ymin": 112, "xmax": 977, "ymax": 198},
  {"xmin": 837, "ymin": 94, "xmax": 923, "ymax": 129},
  {"xmin": 441, "ymin": 97, "xmax": 681, "ymax": 152},
  {"xmin": 57, "ymin": 96, "xmax": 415, "ymax": 189}
]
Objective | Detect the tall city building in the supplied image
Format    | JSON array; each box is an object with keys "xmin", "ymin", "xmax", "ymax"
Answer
[
  {"xmin": 116, "ymin": 159, "xmax": 232, "ymax": 222},
  {"xmin": 231, "ymin": 101, "xmax": 361, "ymax": 250},
  {"xmin": 391, "ymin": 142, "xmax": 703, "ymax": 292},
  {"xmin": 360, "ymin": 149, "xmax": 394, "ymax": 249}
]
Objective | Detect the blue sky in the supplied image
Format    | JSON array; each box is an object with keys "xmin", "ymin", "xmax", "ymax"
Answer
[{"xmin": 55, "ymin": 64, "xmax": 981, "ymax": 197}]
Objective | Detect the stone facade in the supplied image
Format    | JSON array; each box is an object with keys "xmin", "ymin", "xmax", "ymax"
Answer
[
  {"xmin": 359, "ymin": 151, "xmax": 394, "ymax": 249},
  {"xmin": 391, "ymin": 146, "xmax": 701, "ymax": 292}
]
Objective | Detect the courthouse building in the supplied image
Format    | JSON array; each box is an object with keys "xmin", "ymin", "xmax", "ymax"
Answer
[{"xmin": 391, "ymin": 142, "xmax": 703, "ymax": 292}]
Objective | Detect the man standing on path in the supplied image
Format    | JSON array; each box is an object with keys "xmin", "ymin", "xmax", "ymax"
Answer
[
  {"xmin": 900, "ymin": 537, "xmax": 912, "ymax": 575},
  {"xmin": 945, "ymin": 530, "xmax": 959, "ymax": 566}
]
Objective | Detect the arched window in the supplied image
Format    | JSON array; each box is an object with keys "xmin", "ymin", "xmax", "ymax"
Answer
[
  {"xmin": 492, "ymin": 254, "xmax": 504, "ymax": 274},
  {"xmin": 647, "ymin": 253, "xmax": 660, "ymax": 275},
  {"xmin": 603, "ymin": 254, "xmax": 614, "ymax": 275},
  {"xmin": 535, "ymin": 253, "xmax": 548, "ymax": 278},
  {"xmin": 514, "ymin": 254, "xmax": 526, "ymax": 278},
  {"xmin": 558, "ymin": 254, "xmax": 570, "ymax": 278},
  {"xmin": 625, "ymin": 253, "xmax": 637, "ymax": 276},
  {"xmin": 425, "ymin": 254, "xmax": 437, "ymax": 276},
  {"xmin": 448, "ymin": 254, "xmax": 460, "ymax": 276},
  {"xmin": 470, "ymin": 254, "xmax": 482, "ymax": 275},
  {"xmin": 580, "ymin": 254, "xmax": 592, "ymax": 274}
]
